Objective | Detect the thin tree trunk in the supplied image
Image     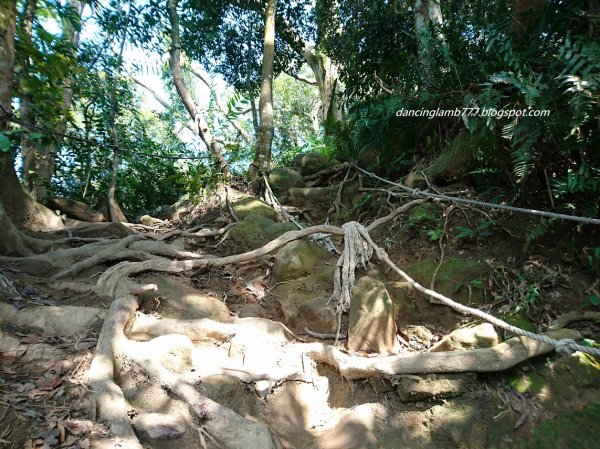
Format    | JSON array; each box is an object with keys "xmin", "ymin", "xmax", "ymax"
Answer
[
  {"xmin": 21, "ymin": 0, "xmax": 83, "ymax": 202},
  {"xmin": 166, "ymin": 0, "xmax": 230, "ymax": 178},
  {"xmin": 191, "ymin": 68, "xmax": 252, "ymax": 145},
  {"xmin": 250, "ymin": 0, "xmax": 276, "ymax": 185},
  {"xmin": 107, "ymin": 0, "xmax": 132, "ymax": 223},
  {"xmin": 245, "ymin": 21, "xmax": 259, "ymax": 136}
]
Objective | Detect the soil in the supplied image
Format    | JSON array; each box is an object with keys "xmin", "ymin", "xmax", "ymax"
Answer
[{"xmin": 1, "ymin": 176, "xmax": 599, "ymax": 449}]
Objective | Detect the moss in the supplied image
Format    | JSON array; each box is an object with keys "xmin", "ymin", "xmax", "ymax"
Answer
[
  {"xmin": 231, "ymin": 197, "xmax": 281, "ymax": 221},
  {"xmin": 229, "ymin": 214, "xmax": 275, "ymax": 250},
  {"xmin": 524, "ymin": 403, "xmax": 600, "ymax": 449},
  {"xmin": 269, "ymin": 167, "xmax": 305, "ymax": 196},
  {"xmin": 273, "ymin": 240, "xmax": 328, "ymax": 281},
  {"xmin": 405, "ymin": 256, "xmax": 490, "ymax": 305},
  {"xmin": 508, "ymin": 371, "xmax": 547, "ymax": 394},
  {"xmin": 497, "ymin": 312, "xmax": 536, "ymax": 333},
  {"xmin": 264, "ymin": 221, "xmax": 298, "ymax": 239}
]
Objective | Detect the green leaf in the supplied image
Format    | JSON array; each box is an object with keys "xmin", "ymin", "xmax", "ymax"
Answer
[
  {"xmin": 456, "ymin": 226, "xmax": 475, "ymax": 239},
  {"xmin": 0, "ymin": 133, "xmax": 10, "ymax": 152},
  {"xmin": 588, "ymin": 293, "xmax": 600, "ymax": 306},
  {"xmin": 28, "ymin": 132, "xmax": 44, "ymax": 139},
  {"xmin": 427, "ymin": 228, "xmax": 444, "ymax": 242}
]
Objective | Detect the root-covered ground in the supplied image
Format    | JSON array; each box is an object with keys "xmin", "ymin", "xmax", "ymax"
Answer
[{"xmin": 1, "ymin": 173, "xmax": 599, "ymax": 449}]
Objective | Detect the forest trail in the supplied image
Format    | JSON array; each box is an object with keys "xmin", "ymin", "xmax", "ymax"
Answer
[{"xmin": 1, "ymin": 157, "xmax": 599, "ymax": 449}]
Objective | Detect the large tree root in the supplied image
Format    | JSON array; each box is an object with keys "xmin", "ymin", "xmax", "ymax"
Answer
[
  {"xmin": 89, "ymin": 280, "xmax": 278, "ymax": 449},
  {"xmin": 294, "ymin": 329, "xmax": 581, "ymax": 380},
  {"xmin": 95, "ymin": 225, "xmax": 344, "ymax": 297}
]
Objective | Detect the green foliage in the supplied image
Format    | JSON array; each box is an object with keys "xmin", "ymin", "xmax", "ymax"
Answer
[
  {"xmin": 426, "ymin": 227, "xmax": 444, "ymax": 242},
  {"xmin": 456, "ymin": 220, "xmax": 495, "ymax": 240},
  {"xmin": 317, "ymin": 0, "xmax": 599, "ymax": 224},
  {"xmin": 0, "ymin": 134, "xmax": 10, "ymax": 152}
]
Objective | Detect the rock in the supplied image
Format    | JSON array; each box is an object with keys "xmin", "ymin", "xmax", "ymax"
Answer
[
  {"xmin": 196, "ymin": 375, "xmax": 257, "ymax": 416},
  {"xmin": 272, "ymin": 269, "xmax": 337, "ymax": 333},
  {"xmin": 229, "ymin": 214, "xmax": 276, "ymax": 250},
  {"xmin": 290, "ymin": 152, "xmax": 334, "ymax": 176},
  {"xmin": 287, "ymin": 182, "xmax": 358, "ymax": 222},
  {"xmin": 264, "ymin": 221, "xmax": 298, "ymax": 239},
  {"xmin": 133, "ymin": 413, "xmax": 186, "ymax": 440},
  {"xmin": 429, "ymin": 323, "xmax": 499, "ymax": 352},
  {"xmin": 229, "ymin": 215, "xmax": 298, "ymax": 251},
  {"xmin": 138, "ymin": 275, "xmax": 231, "ymax": 322},
  {"xmin": 140, "ymin": 215, "xmax": 165, "ymax": 226},
  {"xmin": 287, "ymin": 184, "xmax": 339, "ymax": 208},
  {"xmin": 396, "ymin": 373, "xmax": 475, "ymax": 402},
  {"xmin": 428, "ymin": 401, "xmax": 489, "ymax": 449},
  {"xmin": 347, "ymin": 276, "xmax": 400, "ymax": 355},
  {"xmin": 404, "ymin": 256, "xmax": 491, "ymax": 305},
  {"xmin": 230, "ymin": 196, "xmax": 280, "ymax": 221},
  {"xmin": 297, "ymin": 296, "xmax": 338, "ymax": 334},
  {"xmin": 269, "ymin": 167, "xmax": 305, "ymax": 196},
  {"xmin": 273, "ymin": 239, "xmax": 328, "ymax": 281},
  {"xmin": 48, "ymin": 197, "xmax": 106, "ymax": 222}
]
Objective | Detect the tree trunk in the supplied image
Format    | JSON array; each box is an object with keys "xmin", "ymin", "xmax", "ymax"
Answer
[
  {"xmin": 510, "ymin": 0, "xmax": 545, "ymax": 44},
  {"xmin": 0, "ymin": 0, "xmax": 62, "ymax": 237},
  {"xmin": 107, "ymin": 0, "xmax": 132, "ymax": 223},
  {"xmin": 304, "ymin": 45, "xmax": 342, "ymax": 135},
  {"xmin": 21, "ymin": 0, "xmax": 83, "ymax": 202},
  {"xmin": 191, "ymin": 68, "xmax": 252, "ymax": 145},
  {"xmin": 245, "ymin": 20, "xmax": 259, "ymax": 136},
  {"xmin": 167, "ymin": 0, "xmax": 230, "ymax": 178},
  {"xmin": 250, "ymin": 0, "xmax": 276, "ymax": 184},
  {"xmin": 413, "ymin": 0, "xmax": 445, "ymax": 86},
  {"xmin": 18, "ymin": 0, "xmax": 38, "ymax": 192}
]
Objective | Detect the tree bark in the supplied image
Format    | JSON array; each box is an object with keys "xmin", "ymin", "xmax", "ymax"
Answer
[
  {"xmin": 250, "ymin": 0, "xmax": 276, "ymax": 185},
  {"xmin": 304, "ymin": 45, "xmax": 342, "ymax": 134},
  {"xmin": 413, "ymin": 0, "xmax": 445, "ymax": 86},
  {"xmin": 245, "ymin": 20, "xmax": 259, "ymax": 136},
  {"xmin": 17, "ymin": 0, "xmax": 38, "ymax": 192},
  {"xmin": 167, "ymin": 0, "xmax": 230, "ymax": 178},
  {"xmin": 0, "ymin": 0, "xmax": 61, "ymax": 245},
  {"xmin": 21, "ymin": 0, "xmax": 83, "ymax": 202}
]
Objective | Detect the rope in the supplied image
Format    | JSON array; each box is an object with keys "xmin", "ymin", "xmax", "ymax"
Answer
[
  {"xmin": 0, "ymin": 106, "xmax": 211, "ymax": 161},
  {"xmin": 349, "ymin": 225, "xmax": 600, "ymax": 357},
  {"xmin": 329, "ymin": 222, "xmax": 374, "ymax": 343},
  {"xmin": 353, "ymin": 165, "xmax": 600, "ymax": 226}
]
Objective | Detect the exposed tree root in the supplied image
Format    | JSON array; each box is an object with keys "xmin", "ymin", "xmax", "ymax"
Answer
[
  {"xmin": 549, "ymin": 311, "xmax": 600, "ymax": 331},
  {"xmin": 90, "ymin": 277, "xmax": 277, "ymax": 449},
  {"xmin": 141, "ymin": 223, "xmax": 236, "ymax": 242},
  {"xmin": 129, "ymin": 313, "xmax": 301, "ymax": 342},
  {"xmin": 294, "ymin": 329, "xmax": 581, "ymax": 380},
  {"xmin": 95, "ymin": 225, "xmax": 344, "ymax": 298}
]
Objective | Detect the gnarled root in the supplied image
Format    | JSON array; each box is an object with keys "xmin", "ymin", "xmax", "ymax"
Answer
[{"xmin": 89, "ymin": 278, "xmax": 277, "ymax": 449}]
